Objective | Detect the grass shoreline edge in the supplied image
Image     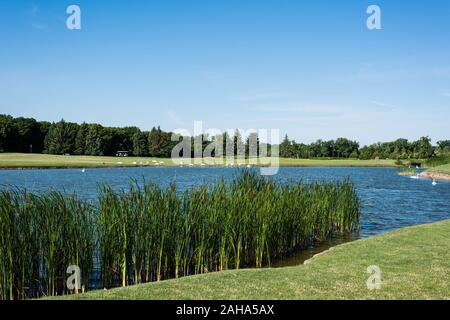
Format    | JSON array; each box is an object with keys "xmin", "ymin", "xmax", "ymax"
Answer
[
  {"xmin": 421, "ymin": 164, "xmax": 450, "ymax": 181},
  {"xmin": 51, "ymin": 219, "xmax": 450, "ymax": 300},
  {"xmin": 0, "ymin": 153, "xmax": 399, "ymax": 170}
]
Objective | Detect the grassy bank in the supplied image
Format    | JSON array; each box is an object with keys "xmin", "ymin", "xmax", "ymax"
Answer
[
  {"xmin": 429, "ymin": 164, "xmax": 450, "ymax": 175},
  {"xmin": 0, "ymin": 153, "xmax": 173, "ymax": 168},
  {"xmin": 56, "ymin": 220, "xmax": 450, "ymax": 300},
  {"xmin": 0, "ymin": 153, "xmax": 398, "ymax": 169},
  {"xmin": 419, "ymin": 164, "xmax": 450, "ymax": 181},
  {"xmin": 0, "ymin": 172, "xmax": 360, "ymax": 300}
]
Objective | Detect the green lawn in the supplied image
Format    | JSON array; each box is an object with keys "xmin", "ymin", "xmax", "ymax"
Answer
[
  {"xmin": 0, "ymin": 153, "xmax": 398, "ymax": 168},
  {"xmin": 429, "ymin": 163, "xmax": 450, "ymax": 175},
  {"xmin": 54, "ymin": 220, "xmax": 450, "ymax": 300},
  {"xmin": 0, "ymin": 153, "xmax": 174, "ymax": 168},
  {"xmin": 277, "ymin": 157, "xmax": 397, "ymax": 167}
]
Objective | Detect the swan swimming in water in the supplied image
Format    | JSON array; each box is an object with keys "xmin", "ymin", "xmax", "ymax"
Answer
[{"xmin": 432, "ymin": 179, "xmax": 437, "ymax": 186}]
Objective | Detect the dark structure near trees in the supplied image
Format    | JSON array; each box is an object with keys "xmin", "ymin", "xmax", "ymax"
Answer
[{"xmin": 116, "ymin": 151, "xmax": 129, "ymax": 157}]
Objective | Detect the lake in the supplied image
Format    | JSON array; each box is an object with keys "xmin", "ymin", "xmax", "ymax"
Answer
[
  {"xmin": 1, "ymin": 166, "xmax": 449, "ymax": 236},
  {"xmin": 1, "ymin": 166, "xmax": 449, "ymax": 265}
]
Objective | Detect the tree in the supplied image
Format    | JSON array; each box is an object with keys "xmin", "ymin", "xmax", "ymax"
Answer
[
  {"xmin": 280, "ymin": 135, "xmax": 293, "ymax": 158},
  {"xmin": 0, "ymin": 115, "xmax": 44, "ymax": 153},
  {"xmin": 84, "ymin": 124, "xmax": 105, "ymax": 156},
  {"xmin": 437, "ymin": 140, "xmax": 450, "ymax": 149},
  {"xmin": 44, "ymin": 119, "xmax": 78, "ymax": 155},
  {"xmin": 334, "ymin": 138, "xmax": 359, "ymax": 158},
  {"xmin": 147, "ymin": 127, "xmax": 174, "ymax": 157},
  {"xmin": 233, "ymin": 129, "xmax": 245, "ymax": 158},
  {"xmin": 148, "ymin": 126, "xmax": 163, "ymax": 157},
  {"xmin": 220, "ymin": 132, "xmax": 233, "ymax": 159},
  {"xmin": 359, "ymin": 146, "xmax": 374, "ymax": 160},
  {"xmin": 190, "ymin": 133, "xmax": 211, "ymax": 159},
  {"xmin": 436, "ymin": 140, "xmax": 450, "ymax": 157},
  {"xmin": 14, "ymin": 117, "xmax": 35, "ymax": 153},
  {"xmin": 75, "ymin": 123, "xmax": 89, "ymax": 155},
  {"xmin": 0, "ymin": 113, "xmax": 447, "ymax": 161},
  {"xmin": 35, "ymin": 121, "xmax": 51, "ymax": 153},
  {"xmin": 115, "ymin": 127, "xmax": 140, "ymax": 154},
  {"xmin": 0, "ymin": 115, "xmax": 14, "ymax": 152},
  {"xmin": 132, "ymin": 131, "xmax": 148, "ymax": 156},
  {"xmin": 246, "ymin": 132, "xmax": 259, "ymax": 158},
  {"xmin": 417, "ymin": 136, "xmax": 434, "ymax": 159},
  {"xmin": 321, "ymin": 140, "xmax": 334, "ymax": 158}
]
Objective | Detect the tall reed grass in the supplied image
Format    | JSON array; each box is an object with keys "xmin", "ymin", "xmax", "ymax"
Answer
[
  {"xmin": 0, "ymin": 171, "xmax": 360, "ymax": 299},
  {"xmin": 0, "ymin": 189, "xmax": 95, "ymax": 300}
]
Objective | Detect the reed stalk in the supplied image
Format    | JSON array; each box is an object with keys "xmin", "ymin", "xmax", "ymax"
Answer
[{"xmin": 0, "ymin": 171, "xmax": 360, "ymax": 299}]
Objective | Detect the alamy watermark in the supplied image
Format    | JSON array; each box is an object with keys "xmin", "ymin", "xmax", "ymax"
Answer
[
  {"xmin": 66, "ymin": 5, "xmax": 81, "ymax": 30},
  {"xmin": 66, "ymin": 265, "xmax": 83, "ymax": 293},
  {"xmin": 171, "ymin": 121, "xmax": 280, "ymax": 176},
  {"xmin": 367, "ymin": 5, "xmax": 382, "ymax": 30},
  {"xmin": 65, "ymin": 5, "xmax": 381, "ymax": 31},
  {"xmin": 366, "ymin": 265, "xmax": 382, "ymax": 290}
]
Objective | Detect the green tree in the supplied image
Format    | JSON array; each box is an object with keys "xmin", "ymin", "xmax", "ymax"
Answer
[
  {"xmin": 334, "ymin": 138, "xmax": 359, "ymax": 158},
  {"xmin": 437, "ymin": 140, "xmax": 450, "ymax": 149},
  {"xmin": 246, "ymin": 132, "xmax": 259, "ymax": 158},
  {"xmin": 233, "ymin": 129, "xmax": 245, "ymax": 157},
  {"xmin": 148, "ymin": 126, "xmax": 163, "ymax": 157},
  {"xmin": 85, "ymin": 124, "xmax": 105, "ymax": 156},
  {"xmin": 436, "ymin": 140, "xmax": 450, "ymax": 157},
  {"xmin": 280, "ymin": 134, "xmax": 293, "ymax": 158},
  {"xmin": 14, "ymin": 117, "xmax": 36, "ymax": 153},
  {"xmin": 44, "ymin": 119, "xmax": 78, "ymax": 154},
  {"xmin": 35, "ymin": 121, "xmax": 51, "ymax": 153},
  {"xmin": 417, "ymin": 136, "xmax": 434, "ymax": 159},
  {"xmin": 75, "ymin": 123, "xmax": 89, "ymax": 155},
  {"xmin": 132, "ymin": 131, "xmax": 148, "ymax": 156},
  {"xmin": 0, "ymin": 115, "xmax": 14, "ymax": 152}
]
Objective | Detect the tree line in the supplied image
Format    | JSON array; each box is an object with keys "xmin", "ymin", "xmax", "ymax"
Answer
[
  {"xmin": 280, "ymin": 135, "xmax": 450, "ymax": 160},
  {"xmin": 1, "ymin": 114, "xmax": 449, "ymax": 160},
  {"xmin": 0, "ymin": 115, "xmax": 260, "ymax": 158}
]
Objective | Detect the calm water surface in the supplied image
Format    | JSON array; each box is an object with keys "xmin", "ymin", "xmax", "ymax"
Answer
[{"xmin": 1, "ymin": 167, "xmax": 449, "ymax": 265}]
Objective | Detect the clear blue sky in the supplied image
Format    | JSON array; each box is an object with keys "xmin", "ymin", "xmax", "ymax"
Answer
[{"xmin": 0, "ymin": 0, "xmax": 449, "ymax": 145}]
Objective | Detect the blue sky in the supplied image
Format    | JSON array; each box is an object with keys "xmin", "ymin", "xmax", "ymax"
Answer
[{"xmin": 0, "ymin": 0, "xmax": 449, "ymax": 145}]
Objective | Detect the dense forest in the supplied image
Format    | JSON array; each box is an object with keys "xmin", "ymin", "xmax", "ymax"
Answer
[
  {"xmin": 0, "ymin": 115, "xmax": 259, "ymax": 158},
  {"xmin": 1, "ymin": 114, "xmax": 449, "ymax": 160},
  {"xmin": 279, "ymin": 135, "xmax": 450, "ymax": 160}
]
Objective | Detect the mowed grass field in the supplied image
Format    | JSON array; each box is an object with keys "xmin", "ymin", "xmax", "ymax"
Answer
[
  {"xmin": 0, "ymin": 153, "xmax": 398, "ymax": 169},
  {"xmin": 0, "ymin": 153, "xmax": 174, "ymax": 168},
  {"xmin": 54, "ymin": 220, "xmax": 450, "ymax": 300}
]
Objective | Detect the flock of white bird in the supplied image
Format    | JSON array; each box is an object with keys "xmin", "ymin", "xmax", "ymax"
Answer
[
  {"xmin": 80, "ymin": 164, "xmax": 440, "ymax": 186},
  {"xmin": 80, "ymin": 160, "xmax": 254, "ymax": 173},
  {"xmin": 80, "ymin": 163, "xmax": 441, "ymax": 187}
]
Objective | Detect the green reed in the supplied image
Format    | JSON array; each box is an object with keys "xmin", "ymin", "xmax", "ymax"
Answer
[
  {"xmin": 0, "ymin": 171, "xmax": 360, "ymax": 299},
  {"xmin": 0, "ymin": 188, "xmax": 95, "ymax": 300}
]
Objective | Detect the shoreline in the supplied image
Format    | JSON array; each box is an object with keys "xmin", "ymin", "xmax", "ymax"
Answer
[
  {"xmin": 0, "ymin": 154, "xmax": 400, "ymax": 170},
  {"xmin": 0, "ymin": 165, "xmax": 136, "ymax": 171},
  {"xmin": 0, "ymin": 164, "xmax": 400, "ymax": 171},
  {"xmin": 50, "ymin": 219, "xmax": 450, "ymax": 300},
  {"xmin": 419, "ymin": 170, "xmax": 450, "ymax": 182}
]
